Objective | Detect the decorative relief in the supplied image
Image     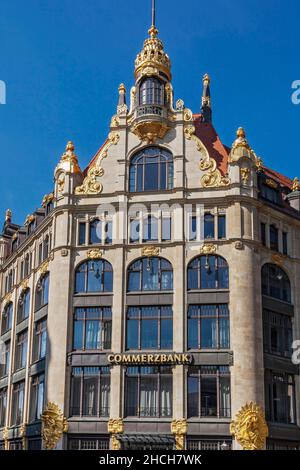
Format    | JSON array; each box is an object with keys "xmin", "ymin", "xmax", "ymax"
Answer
[
  {"xmin": 131, "ymin": 121, "xmax": 170, "ymax": 145},
  {"xmin": 291, "ymin": 177, "xmax": 300, "ymax": 192},
  {"xmin": 199, "ymin": 244, "xmax": 217, "ymax": 255},
  {"xmin": 75, "ymin": 132, "xmax": 120, "ymax": 195},
  {"xmin": 25, "ymin": 214, "xmax": 36, "ymax": 226},
  {"xmin": 108, "ymin": 419, "xmax": 124, "ymax": 451},
  {"xmin": 241, "ymin": 167, "xmax": 250, "ymax": 185},
  {"xmin": 87, "ymin": 249, "xmax": 103, "ymax": 260},
  {"xmin": 42, "ymin": 192, "xmax": 54, "ymax": 208},
  {"xmin": 175, "ymin": 99, "xmax": 185, "ymax": 111},
  {"xmin": 20, "ymin": 423, "xmax": 27, "ymax": 450},
  {"xmin": 3, "ymin": 293, "xmax": 12, "ymax": 305},
  {"xmin": 265, "ymin": 178, "xmax": 278, "ymax": 189},
  {"xmin": 57, "ymin": 173, "xmax": 65, "ymax": 195},
  {"xmin": 184, "ymin": 125, "xmax": 230, "ymax": 188},
  {"xmin": 20, "ymin": 279, "xmax": 29, "ymax": 292},
  {"xmin": 235, "ymin": 241, "xmax": 244, "ymax": 251},
  {"xmin": 3, "ymin": 427, "xmax": 9, "ymax": 450},
  {"xmin": 271, "ymin": 253, "xmax": 284, "ymax": 266},
  {"xmin": 171, "ymin": 419, "xmax": 188, "ymax": 451},
  {"xmin": 141, "ymin": 246, "xmax": 160, "ymax": 257},
  {"xmin": 39, "ymin": 260, "xmax": 49, "ymax": 275},
  {"xmin": 230, "ymin": 402, "xmax": 268, "ymax": 450},
  {"xmin": 183, "ymin": 109, "xmax": 193, "ymax": 122},
  {"xmin": 110, "ymin": 115, "xmax": 120, "ymax": 128},
  {"xmin": 41, "ymin": 403, "xmax": 68, "ymax": 450}
]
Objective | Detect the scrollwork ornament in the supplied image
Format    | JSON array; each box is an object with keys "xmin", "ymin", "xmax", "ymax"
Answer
[
  {"xmin": 87, "ymin": 249, "xmax": 103, "ymax": 260},
  {"xmin": 141, "ymin": 246, "xmax": 160, "ymax": 257},
  {"xmin": 230, "ymin": 402, "xmax": 268, "ymax": 450},
  {"xmin": 41, "ymin": 403, "xmax": 68, "ymax": 450},
  {"xmin": 200, "ymin": 244, "xmax": 217, "ymax": 255}
]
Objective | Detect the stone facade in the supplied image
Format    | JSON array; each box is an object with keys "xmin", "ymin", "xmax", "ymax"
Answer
[{"xmin": 0, "ymin": 19, "xmax": 299, "ymax": 451}]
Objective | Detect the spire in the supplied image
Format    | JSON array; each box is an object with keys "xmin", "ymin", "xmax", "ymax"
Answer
[
  {"xmin": 56, "ymin": 141, "xmax": 82, "ymax": 174},
  {"xmin": 201, "ymin": 73, "xmax": 212, "ymax": 123},
  {"xmin": 152, "ymin": 0, "xmax": 156, "ymax": 29},
  {"xmin": 5, "ymin": 209, "xmax": 12, "ymax": 224},
  {"xmin": 118, "ymin": 83, "xmax": 127, "ymax": 107}
]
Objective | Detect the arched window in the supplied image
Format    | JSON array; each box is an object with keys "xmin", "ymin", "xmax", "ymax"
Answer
[
  {"xmin": 17, "ymin": 289, "xmax": 30, "ymax": 323},
  {"xmin": 75, "ymin": 260, "xmax": 113, "ymax": 294},
  {"xmin": 261, "ymin": 264, "xmax": 291, "ymax": 303},
  {"xmin": 1, "ymin": 303, "xmax": 13, "ymax": 334},
  {"xmin": 129, "ymin": 147, "xmax": 173, "ymax": 193},
  {"xmin": 139, "ymin": 77, "xmax": 164, "ymax": 106},
  {"xmin": 127, "ymin": 257, "xmax": 173, "ymax": 292},
  {"xmin": 187, "ymin": 255, "xmax": 229, "ymax": 290},
  {"xmin": 35, "ymin": 273, "xmax": 49, "ymax": 311}
]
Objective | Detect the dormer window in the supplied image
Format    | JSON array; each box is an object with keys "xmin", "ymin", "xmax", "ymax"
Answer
[{"xmin": 139, "ymin": 77, "xmax": 164, "ymax": 106}]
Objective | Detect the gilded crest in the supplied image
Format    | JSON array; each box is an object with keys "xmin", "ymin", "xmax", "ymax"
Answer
[
  {"xmin": 200, "ymin": 244, "xmax": 217, "ymax": 255},
  {"xmin": 41, "ymin": 403, "xmax": 68, "ymax": 450},
  {"xmin": 230, "ymin": 402, "xmax": 268, "ymax": 450},
  {"xmin": 141, "ymin": 246, "xmax": 160, "ymax": 257}
]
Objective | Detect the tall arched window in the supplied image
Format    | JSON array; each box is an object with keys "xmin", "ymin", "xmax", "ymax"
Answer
[
  {"xmin": 129, "ymin": 147, "xmax": 173, "ymax": 192},
  {"xmin": 75, "ymin": 260, "xmax": 113, "ymax": 294},
  {"xmin": 187, "ymin": 255, "xmax": 229, "ymax": 290},
  {"xmin": 261, "ymin": 264, "xmax": 291, "ymax": 303},
  {"xmin": 127, "ymin": 257, "xmax": 173, "ymax": 292},
  {"xmin": 35, "ymin": 273, "xmax": 49, "ymax": 311},
  {"xmin": 1, "ymin": 303, "xmax": 13, "ymax": 334},
  {"xmin": 139, "ymin": 77, "xmax": 164, "ymax": 105},
  {"xmin": 17, "ymin": 289, "xmax": 30, "ymax": 323}
]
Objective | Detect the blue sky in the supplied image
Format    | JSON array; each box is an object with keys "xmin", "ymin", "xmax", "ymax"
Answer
[{"xmin": 0, "ymin": 0, "xmax": 299, "ymax": 223}]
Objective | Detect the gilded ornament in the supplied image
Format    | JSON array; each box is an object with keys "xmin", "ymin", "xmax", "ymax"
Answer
[
  {"xmin": 2, "ymin": 427, "xmax": 9, "ymax": 450},
  {"xmin": 255, "ymin": 157, "xmax": 264, "ymax": 173},
  {"xmin": 131, "ymin": 120, "xmax": 170, "ymax": 144},
  {"xmin": 183, "ymin": 109, "xmax": 193, "ymax": 122},
  {"xmin": 110, "ymin": 115, "xmax": 120, "ymax": 128},
  {"xmin": 265, "ymin": 179, "xmax": 278, "ymax": 189},
  {"xmin": 141, "ymin": 246, "xmax": 160, "ymax": 257},
  {"xmin": 75, "ymin": 132, "xmax": 120, "ymax": 196},
  {"xmin": 3, "ymin": 293, "xmax": 12, "ymax": 305},
  {"xmin": 5, "ymin": 209, "xmax": 12, "ymax": 222},
  {"xmin": 271, "ymin": 253, "xmax": 284, "ymax": 266},
  {"xmin": 42, "ymin": 192, "xmax": 54, "ymax": 208},
  {"xmin": 200, "ymin": 244, "xmax": 217, "ymax": 255},
  {"xmin": 291, "ymin": 177, "xmax": 300, "ymax": 192},
  {"xmin": 41, "ymin": 402, "xmax": 68, "ymax": 450},
  {"xmin": 108, "ymin": 419, "xmax": 124, "ymax": 451},
  {"xmin": 56, "ymin": 141, "xmax": 82, "ymax": 175},
  {"xmin": 39, "ymin": 260, "xmax": 49, "ymax": 274},
  {"xmin": 25, "ymin": 214, "xmax": 36, "ymax": 226},
  {"xmin": 171, "ymin": 419, "xmax": 187, "ymax": 451},
  {"xmin": 57, "ymin": 173, "xmax": 65, "ymax": 195},
  {"xmin": 230, "ymin": 402, "xmax": 268, "ymax": 450},
  {"xmin": 20, "ymin": 279, "xmax": 29, "ymax": 292},
  {"xmin": 175, "ymin": 99, "xmax": 185, "ymax": 111},
  {"xmin": 241, "ymin": 167, "xmax": 250, "ymax": 184},
  {"xmin": 87, "ymin": 249, "xmax": 103, "ymax": 260},
  {"xmin": 229, "ymin": 128, "xmax": 262, "ymax": 168},
  {"xmin": 20, "ymin": 423, "xmax": 26, "ymax": 450}
]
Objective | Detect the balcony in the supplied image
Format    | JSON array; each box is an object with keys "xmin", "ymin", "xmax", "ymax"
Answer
[{"xmin": 131, "ymin": 105, "xmax": 171, "ymax": 144}]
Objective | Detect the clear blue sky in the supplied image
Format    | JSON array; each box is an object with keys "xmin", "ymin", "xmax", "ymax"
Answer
[{"xmin": 0, "ymin": 0, "xmax": 299, "ymax": 223}]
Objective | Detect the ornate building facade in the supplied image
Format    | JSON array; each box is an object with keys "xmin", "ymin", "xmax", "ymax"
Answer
[{"xmin": 0, "ymin": 14, "xmax": 300, "ymax": 451}]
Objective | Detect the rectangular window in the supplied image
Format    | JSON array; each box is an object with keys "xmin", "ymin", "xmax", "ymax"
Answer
[
  {"xmin": 204, "ymin": 214, "xmax": 215, "ymax": 240},
  {"xmin": 188, "ymin": 305, "xmax": 229, "ymax": 350},
  {"xmin": 68, "ymin": 437, "xmax": 109, "ymax": 450},
  {"xmin": 15, "ymin": 330, "xmax": 28, "ymax": 371},
  {"xmin": 189, "ymin": 215, "xmax": 197, "ymax": 241},
  {"xmin": 266, "ymin": 372, "xmax": 296, "ymax": 424},
  {"xmin": 263, "ymin": 310, "xmax": 293, "ymax": 358},
  {"xmin": 73, "ymin": 307, "xmax": 112, "ymax": 351},
  {"xmin": 218, "ymin": 215, "xmax": 226, "ymax": 239},
  {"xmin": 38, "ymin": 243, "xmax": 43, "ymax": 265},
  {"xmin": 104, "ymin": 221, "xmax": 113, "ymax": 245},
  {"xmin": 187, "ymin": 366, "xmax": 231, "ymax": 418},
  {"xmin": 126, "ymin": 306, "xmax": 173, "ymax": 350},
  {"xmin": 270, "ymin": 225, "xmax": 279, "ymax": 251},
  {"xmin": 130, "ymin": 218, "xmax": 140, "ymax": 243},
  {"xmin": 2, "ymin": 304, "xmax": 13, "ymax": 334},
  {"xmin": 32, "ymin": 318, "xmax": 47, "ymax": 363},
  {"xmin": 78, "ymin": 222, "xmax": 86, "ymax": 246},
  {"xmin": 143, "ymin": 216, "xmax": 158, "ymax": 242},
  {"xmin": 0, "ymin": 388, "xmax": 7, "ymax": 427},
  {"xmin": 29, "ymin": 374, "xmax": 45, "ymax": 422},
  {"xmin": 125, "ymin": 366, "xmax": 172, "ymax": 418},
  {"xmin": 11, "ymin": 381, "xmax": 25, "ymax": 426},
  {"xmin": 89, "ymin": 220, "xmax": 102, "ymax": 245},
  {"xmin": 282, "ymin": 232, "xmax": 288, "ymax": 255},
  {"xmin": 261, "ymin": 222, "xmax": 266, "ymax": 246},
  {"xmin": 70, "ymin": 367, "xmax": 110, "ymax": 418},
  {"xmin": 0, "ymin": 341, "xmax": 10, "ymax": 378},
  {"xmin": 162, "ymin": 216, "xmax": 172, "ymax": 241}
]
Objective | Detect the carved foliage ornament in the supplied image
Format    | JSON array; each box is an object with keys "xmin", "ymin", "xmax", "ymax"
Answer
[
  {"xmin": 230, "ymin": 402, "xmax": 268, "ymax": 450},
  {"xmin": 75, "ymin": 132, "xmax": 120, "ymax": 196},
  {"xmin": 41, "ymin": 403, "xmax": 68, "ymax": 450},
  {"xmin": 171, "ymin": 419, "xmax": 187, "ymax": 451},
  {"xmin": 184, "ymin": 125, "xmax": 230, "ymax": 188}
]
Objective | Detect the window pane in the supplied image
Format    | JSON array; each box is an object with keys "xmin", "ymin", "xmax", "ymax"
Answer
[
  {"xmin": 74, "ymin": 321, "xmax": 83, "ymax": 350},
  {"xmin": 201, "ymin": 318, "xmax": 217, "ymax": 348},
  {"xmin": 128, "ymin": 272, "xmax": 140, "ymax": 292},
  {"xmin": 125, "ymin": 377, "xmax": 138, "ymax": 417},
  {"xmin": 204, "ymin": 214, "xmax": 215, "ymax": 239},
  {"xmin": 90, "ymin": 221, "xmax": 102, "ymax": 244},
  {"xmin": 141, "ymin": 320, "xmax": 158, "ymax": 349},
  {"xmin": 188, "ymin": 318, "xmax": 198, "ymax": 349},
  {"xmin": 160, "ymin": 376, "xmax": 172, "ymax": 417},
  {"xmin": 127, "ymin": 319, "xmax": 139, "ymax": 350},
  {"xmin": 188, "ymin": 376, "xmax": 198, "ymax": 417},
  {"xmin": 162, "ymin": 217, "xmax": 171, "ymax": 241},
  {"xmin": 201, "ymin": 376, "xmax": 217, "ymax": 416},
  {"xmin": 218, "ymin": 215, "xmax": 226, "ymax": 239},
  {"xmin": 161, "ymin": 319, "xmax": 173, "ymax": 349},
  {"xmin": 130, "ymin": 219, "xmax": 140, "ymax": 243}
]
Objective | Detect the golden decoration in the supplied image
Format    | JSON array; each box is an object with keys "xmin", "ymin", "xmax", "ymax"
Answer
[
  {"xmin": 42, "ymin": 192, "xmax": 54, "ymax": 208},
  {"xmin": 230, "ymin": 402, "xmax": 268, "ymax": 450},
  {"xmin": 12, "ymin": 232, "xmax": 18, "ymax": 241},
  {"xmin": 184, "ymin": 125, "xmax": 230, "ymax": 188},
  {"xmin": 20, "ymin": 423, "xmax": 27, "ymax": 450},
  {"xmin": 183, "ymin": 108, "xmax": 193, "ymax": 122},
  {"xmin": 57, "ymin": 173, "xmax": 65, "ymax": 195},
  {"xmin": 111, "ymin": 115, "xmax": 120, "ymax": 128},
  {"xmin": 255, "ymin": 157, "xmax": 264, "ymax": 173},
  {"xmin": 265, "ymin": 178, "xmax": 278, "ymax": 189},
  {"xmin": 87, "ymin": 249, "xmax": 103, "ymax": 260},
  {"xmin": 171, "ymin": 419, "xmax": 187, "ymax": 451},
  {"xmin": 3, "ymin": 293, "xmax": 12, "ymax": 305},
  {"xmin": 20, "ymin": 279, "xmax": 29, "ymax": 292},
  {"xmin": 200, "ymin": 244, "xmax": 217, "ymax": 255},
  {"xmin": 3, "ymin": 427, "xmax": 9, "ymax": 450},
  {"xmin": 39, "ymin": 260, "xmax": 49, "ymax": 275},
  {"xmin": 141, "ymin": 246, "xmax": 160, "ymax": 257},
  {"xmin": 165, "ymin": 82, "xmax": 176, "ymax": 114},
  {"xmin": 229, "ymin": 128, "xmax": 263, "ymax": 172},
  {"xmin": 41, "ymin": 403, "xmax": 68, "ymax": 450},
  {"xmin": 75, "ymin": 132, "xmax": 120, "ymax": 196},
  {"xmin": 25, "ymin": 214, "xmax": 36, "ymax": 226},
  {"xmin": 56, "ymin": 141, "xmax": 81, "ymax": 175},
  {"xmin": 291, "ymin": 177, "xmax": 300, "ymax": 192},
  {"xmin": 135, "ymin": 24, "xmax": 171, "ymax": 81},
  {"xmin": 241, "ymin": 167, "xmax": 250, "ymax": 184},
  {"xmin": 128, "ymin": 86, "xmax": 136, "ymax": 115},
  {"xmin": 271, "ymin": 253, "xmax": 284, "ymax": 266},
  {"xmin": 108, "ymin": 419, "xmax": 124, "ymax": 451},
  {"xmin": 131, "ymin": 120, "xmax": 170, "ymax": 144}
]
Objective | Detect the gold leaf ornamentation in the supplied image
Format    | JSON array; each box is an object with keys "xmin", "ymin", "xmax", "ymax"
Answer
[
  {"xmin": 241, "ymin": 167, "xmax": 250, "ymax": 184},
  {"xmin": 42, "ymin": 192, "xmax": 54, "ymax": 208},
  {"xmin": 39, "ymin": 260, "xmax": 49, "ymax": 275},
  {"xmin": 184, "ymin": 125, "xmax": 230, "ymax": 188},
  {"xmin": 108, "ymin": 419, "xmax": 124, "ymax": 451},
  {"xmin": 200, "ymin": 244, "xmax": 217, "ymax": 255},
  {"xmin": 131, "ymin": 120, "xmax": 170, "ymax": 144},
  {"xmin": 183, "ymin": 109, "xmax": 193, "ymax": 122},
  {"xmin": 291, "ymin": 177, "xmax": 300, "ymax": 192},
  {"xmin": 271, "ymin": 253, "xmax": 284, "ymax": 266},
  {"xmin": 110, "ymin": 115, "xmax": 120, "ymax": 128},
  {"xmin": 87, "ymin": 249, "xmax": 103, "ymax": 260},
  {"xmin": 141, "ymin": 246, "xmax": 160, "ymax": 257},
  {"xmin": 20, "ymin": 279, "xmax": 29, "ymax": 292},
  {"xmin": 3, "ymin": 427, "xmax": 9, "ymax": 450},
  {"xmin": 171, "ymin": 419, "xmax": 187, "ymax": 451},
  {"xmin": 75, "ymin": 132, "xmax": 120, "ymax": 196},
  {"xmin": 41, "ymin": 403, "xmax": 68, "ymax": 450},
  {"xmin": 265, "ymin": 179, "xmax": 278, "ymax": 189},
  {"xmin": 230, "ymin": 402, "xmax": 268, "ymax": 450}
]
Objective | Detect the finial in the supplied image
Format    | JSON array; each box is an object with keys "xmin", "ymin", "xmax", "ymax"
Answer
[
  {"xmin": 203, "ymin": 73, "xmax": 210, "ymax": 85},
  {"xmin": 66, "ymin": 141, "xmax": 75, "ymax": 152},
  {"xmin": 5, "ymin": 209, "xmax": 12, "ymax": 223},
  {"xmin": 148, "ymin": 0, "xmax": 158, "ymax": 38},
  {"xmin": 237, "ymin": 127, "xmax": 246, "ymax": 138},
  {"xmin": 201, "ymin": 73, "xmax": 212, "ymax": 123},
  {"xmin": 119, "ymin": 83, "xmax": 126, "ymax": 94},
  {"xmin": 292, "ymin": 177, "xmax": 300, "ymax": 192}
]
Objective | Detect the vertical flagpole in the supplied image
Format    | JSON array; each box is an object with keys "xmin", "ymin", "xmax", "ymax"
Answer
[{"xmin": 152, "ymin": 0, "xmax": 156, "ymax": 27}]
